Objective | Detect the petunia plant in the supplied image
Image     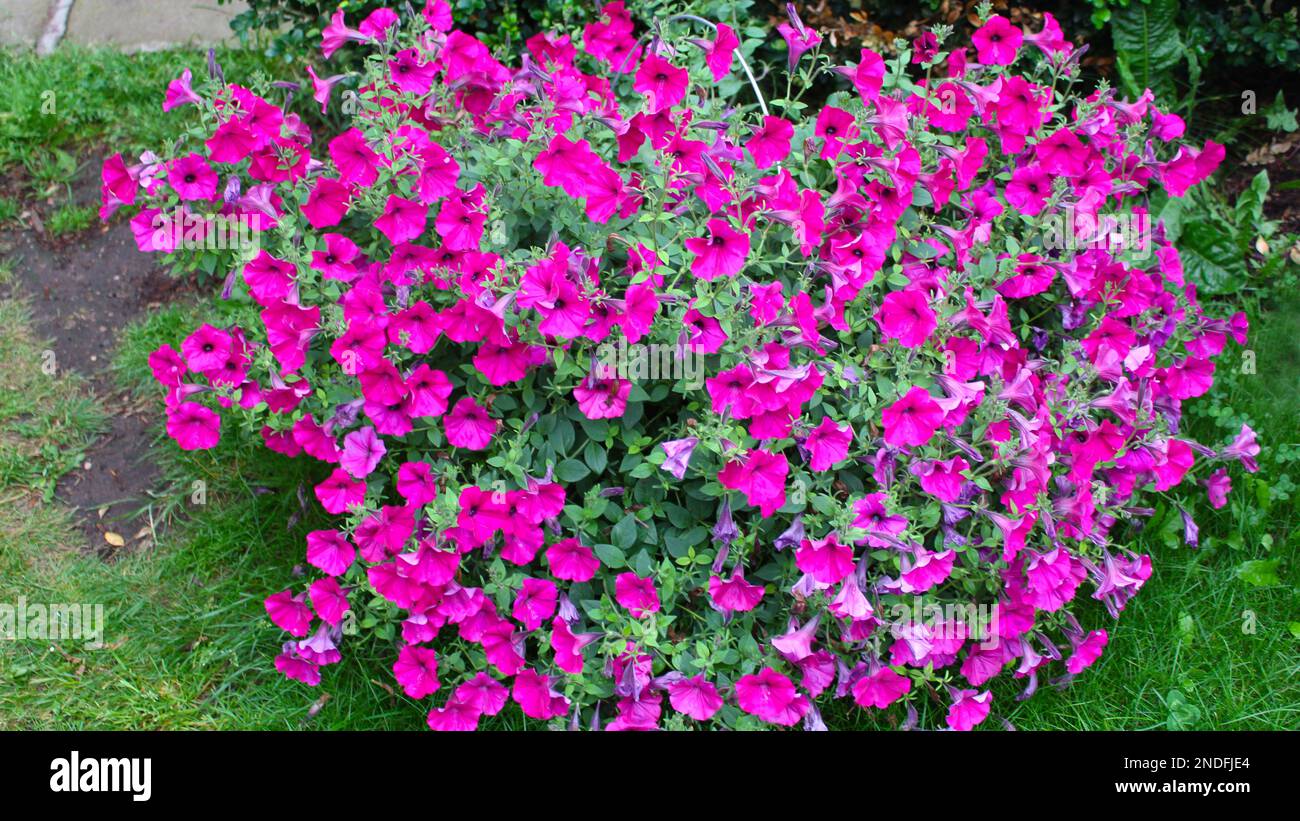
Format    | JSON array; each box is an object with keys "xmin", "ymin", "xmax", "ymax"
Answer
[{"xmin": 103, "ymin": 0, "xmax": 1260, "ymax": 730}]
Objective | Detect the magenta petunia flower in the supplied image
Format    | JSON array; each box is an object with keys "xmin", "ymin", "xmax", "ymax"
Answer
[
  {"xmin": 1065, "ymin": 629, "xmax": 1108, "ymax": 674},
  {"xmin": 314, "ymin": 468, "xmax": 366, "ymax": 515},
  {"xmin": 340, "ymin": 426, "xmax": 386, "ymax": 479},
  {"xmin": 264, "ymin": 589, "xmax": 313, "ymax": 637},
  {"xmin": 512, "ymin": 668, "xmax": 570, "ymax": 720},
  {"xmin": 573, "ymin": 374, "xmax": 631, "ymax": 420},
  {"xmin": 614, "ymin": 572, "xmax": 660, "ymax": 618},
  {"xmin": 735, "ymin": 666, "xmax": 809, "ymax": 726},
  {"xmin": 667, "ymin": 675, "xmax": 723, "ymax": 721},
  {"xmin": 875, "ymin": 289, "xmax": 937, "ymax": 349},
  {"xmin": 708, "ymin": 566, "xmax": 765, "ymax": 613},
  {"xmin": 546, "ymin": 538, "xmax": 600, "ymax": 582},
  {"xmin": 746, "ymin": 115, "xmax": 794, "ymax": 169},
  {"xmin": 443, "ymin": 397, "xmax": 498, "ymax": 450},
  {"xmin": 373, "ymin": 195, "xmax": 427, "ymax": 245},
  {"xmin": 852, "ymin": 667, "xmax": 911, "ymax": 709},
  {"xmin": 166, "ymin": 401, "xmax": 221, "ymax": 451},
  {"xmin": 396, "ymin": 460, "xmax": 438, "ymax": 506},
  {"xmin": 1205, "ymin": 468, "xmax": 1231, "ymax": 509},
  {"xmin": 305, "ymin": 529, "xmax": 356, "ymax": 577},
  {"xmin": 777, "ymin": 8, "xmax": 821, "ymax": 70},
  {"xmin": 945, "ymin": 688, "xmax": 992, "ymax": 731},
  {"xmin": 814, "ymin": 105, "xmax": 858, "ymax": 159},
  {"xmin": 163, "ymin": 68, "xmax": 202, "ymax": 112},
  {"xmin": 685, "ymin": 219, "xmax": 750, "ymax": 281},
  {"xmin": 796, "ymin": 533, "xmax": 855, "ymax": 584},
  {"xmin": 882, "ymin": 387, "xmax": 944, "ymax": 448},
  {"xmin": 632, "ymin": 53, "xmax": 689, "ymax": 113},
  {"xmin": 805, "ymin": 417, "xmax": 853, "ymax": 471},
  {"xmin": 302, "ymin": 177, "xmax": 353, "ymax": 228},
  {"xmin": 308, "ymin": 577, "xmax": 350, "ymax": 626},
  {"xmin": 718, "ymin": 448, "xmax": 788, "ymax": 518},
  {"xmin": 971, "ymin": 15, "xmax": 1022, "ymax": 66},
  {"xmin": 702, "ymin": 23, "xmax": 739, "ymax": 82},
  {"xmin": 393, "ymin": 644, "xmax": 440, "ymax": 699},
  {"xmin": 328, "ymin": 128, "xmax": 381, "ymax": 187},
  {"xmin": 512, "ymin": 577, "xmax": 558, "ymax": 631}
]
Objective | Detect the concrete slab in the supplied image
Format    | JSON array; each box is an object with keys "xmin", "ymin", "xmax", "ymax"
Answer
[
  {"xmin": 0, "ymin": 0, "xmax": 50, "ymax": 49},
  {"xmin": 65, "ymin": 0, "xmax": 247, "ymax": 51}
]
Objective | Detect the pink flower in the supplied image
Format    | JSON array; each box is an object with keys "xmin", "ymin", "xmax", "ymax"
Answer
[
  {"xmin": 303, "ymin": 177, "xmax": 353, "ymax": 228},
  {"xmin": 703, "ymin": 23, "xmax": 739, "ymax": 82},
  {"xmin": 512, "ymin": 668, "xmax": 570, "ymax": 720},
  {"xmin": 166, "ymin": 401, "xmax": 221, "ymax": 451},
  {"xmin": 1205, "ymin": 468, "xmax": 1231, "ymax": 509},
  {"xmin": 444, "ymin": 397, "xmax": 498, "ymax": 450},
  {"xmin": 777, "ymin": 19, "xmax": 821, "ymax": 69},
  {"xmin": 546, "ymin": 538, "xmax": 600, "ymax": 582},
  {"xmin": 875, "ymin": 289, "xmax": 937, "ymax": 348},
  {"xmin": 167, "ymin": 153, "xmax": 217, "ymax": 201},
  {"xmin": 574, "ymin": 374, "xmax": 631, "ymax": 420},
  {"xmin": 796, "ymin": 533, "xmax": 855, "ymax": 584},
  {"xmin": 842, "ymin": 47, "xmax": 885, "ymax": 103},
  {"xmin": 805, "ymin": 417, "xmax": 853, "ymax": 471},
  {"xmin": 309, "ymin": 577, "xmax": 350, "ymax": 626},
  {"xmin": 393, "ymin": 644, "xmax": 440, "ymax": 699},
  {"xmin": 321, "ymin": 10, "xmax": 369, "ymax": 58},
  {"xmin": 163, "ymin": 68, "xmax": 201, "ymax": 111},
  {"xmin": 512, "ymin": 577, "xmax": 558, "ymax": 631},
  {"xmin": 374, "ymin": 195, "xmax": 427, "ymax": 245},
  {"xmin": 814, "ymin": 106, "xmax": 858, "ymax": 159},
  {"xmin": 852, "ymin": 667, "xmax": 911, "ymax": 709},
  {"xmin": 315, "ymin": 468, "xmax": 366, "ymax": 514},
  {"xmin": 614, "ymin": 572, "xmax": 660, "ymax": 618},
  {"xmin": 735, "ymin": 667, "xmax": 809, "ymax": 726},
  {"xmin": 972, "ymin": 15, "xmax": 1022, "ymax": 65},
  {"xmin": 181, "ymin": 324, "xmax": 232, "ymax": 373},
  {"xmin": 396, "ymin": 461, "xmax": 438, "ymax": 506},
  {"xmin": 708, "ymin": 566, "xmax": 765, "ymax": 613},
  {"xmin": 1005, "ymin": 163, "xmax": 1052, "ymax": 215},
  {"xmin": 1066, "ymin": 629, "xmax": 1108, "ymax": 674},
  {"xmin": 746, "ymin": 116, "xmax": 794, "ymax": 169},
  {"xmin": 882, "ymin": 387, "xmax": 944, "ymax": 448},
  {"xmin": 667, "ymin": 675, "xmax": 723, "ymax": 721},
  {"xmin": 685, "ymin": 219, "xmax": 750, "ymax": 280},
  {"xmin": 550, "ymin": 617, "xmax": 599, "ymax": 674},
  {"xmin": 911, "ymin": 456, "xmax": 970, "ymax": 502},
  {"xmin": 149, "ymin": 344, "xmax": 186, "ymax": 387},
  {"xmin": 329, "ymin": 128, "xmax": 381, "ymax": 187},
  {"xmin": 340, "ymin": 426, "xmax": 386, "ymax": 479},
  {"xmin": 265, "ymin": 589, "xmax": 313, "ymax": 637},
  {"xmin": 305, "ymin": 530, "xmax": 356, "ymax": 576},
  {"xmin": 718, "ymin": 449, "xmax": 789, "ymax": 518},
  {"xmin": 633, "ymin": 53, "xmax": 689, "ymax": 113},
  {"xmin": 945, "ymin": 688, "xmax": 992, "ymax": 731}
]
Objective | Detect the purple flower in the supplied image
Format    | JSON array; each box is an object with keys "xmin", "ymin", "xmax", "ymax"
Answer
[{"xmin": 659, "ymin": 436, "xmax": 699, "ymax": 480}]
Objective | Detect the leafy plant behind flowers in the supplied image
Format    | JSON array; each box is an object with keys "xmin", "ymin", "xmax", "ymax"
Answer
[{"xmin": 101, "ymin": 0, "xmax": 1261, "ymax": 730}]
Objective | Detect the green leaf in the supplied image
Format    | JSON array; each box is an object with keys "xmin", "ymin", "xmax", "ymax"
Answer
[
  {"xmin": 594, "ymin": 543, "xmax": 627, "ymax": 569},
  {"xmin": 1234, "ymin": 171, "xmax": 1270, "ymax": 236},
  {"xmin": 1165, "ymin": 690, "xmax": 1202, "ymax": 730},
  {"xmin": 1179, "ymin": 219, "xmax": 1247, "ymax": 294},
  {"xmin": 1111, "ymin": 0, "xmax": 1182, "ymax": 99},
  {"xmin": 1236, "ymin": 559, "xmax": 1281, "ymax": 587},
  {"xmin": 611, "ymin": 514, "xmax": 638, "ymax": 550},
  {"xmin": 583, "ymin": 440, "xmax": 608, "ymax": 475},
  {"xmin": 555, "ymin": 459, "xmax": 590, "ymax": 482}
]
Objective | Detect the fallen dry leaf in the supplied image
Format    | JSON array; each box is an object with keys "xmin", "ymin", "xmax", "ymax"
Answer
[{"xmin": 103, "ymin": 532, "xmax": 125, "ymax": 548}]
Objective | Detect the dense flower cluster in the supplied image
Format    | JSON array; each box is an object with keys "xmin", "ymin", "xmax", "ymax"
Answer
[{"xmin": 103, "ymin": 1, "xmax": 1259, "ymax": 730}]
